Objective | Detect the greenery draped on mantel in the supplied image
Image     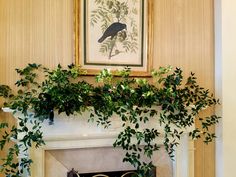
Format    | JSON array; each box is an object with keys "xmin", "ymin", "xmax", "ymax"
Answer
[{"xmin": 0, "ymin": 64, "xmax": 220, "ymax": 177}]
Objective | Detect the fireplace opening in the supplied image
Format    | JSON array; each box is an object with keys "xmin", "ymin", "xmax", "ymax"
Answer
[
  {"xmin": 67, "ymin": 168, "xmax": 156, "ymax": 177},
  {"xmin": 45, "ymin": 146, "xmax": 173, "ymax": 177}
]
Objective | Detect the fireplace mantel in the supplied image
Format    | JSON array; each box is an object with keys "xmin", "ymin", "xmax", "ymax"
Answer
[{"xmin": 3, "ymin": 108, "xmax": 194, "ymax": 177}]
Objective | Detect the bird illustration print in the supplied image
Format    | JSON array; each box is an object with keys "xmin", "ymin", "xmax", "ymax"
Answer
[
  {"xmin": 90, "ymin": 0, "xmax": 139, "ymax": 60},
  {"xmin": 98, "ymin": 22, "xmax": 127, "ymax": 43}
]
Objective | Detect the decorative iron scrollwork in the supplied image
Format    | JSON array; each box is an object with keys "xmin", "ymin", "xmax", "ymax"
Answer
[
  {"xmin": 67, "ymin": 168, "xmax": 79, "ymax": 177},
  {"xmin": 67, "ymin": 168, "xmax": 156, "ymax": 177}
]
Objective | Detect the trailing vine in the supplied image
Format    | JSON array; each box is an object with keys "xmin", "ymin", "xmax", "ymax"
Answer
[{"xmin": 0, "ymin": 64, "xmax": 220, "ymax": 177}]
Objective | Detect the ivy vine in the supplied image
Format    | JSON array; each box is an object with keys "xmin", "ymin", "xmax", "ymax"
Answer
[{"xmin": 0, "ymin": 64, "xmax": 220, "ymax": 177}]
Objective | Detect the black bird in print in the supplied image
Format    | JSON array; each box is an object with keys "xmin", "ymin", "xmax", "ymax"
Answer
[{"xmin": 98, "ymin": 22, "xmax": 127, "ymax": 43}]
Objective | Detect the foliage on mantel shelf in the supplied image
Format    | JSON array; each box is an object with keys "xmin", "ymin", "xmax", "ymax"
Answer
[{"xmin": 0, "ymin": 63, "xmax": 220, "ymax": 177}]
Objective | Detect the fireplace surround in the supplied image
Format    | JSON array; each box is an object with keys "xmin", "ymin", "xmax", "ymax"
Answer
[{"xmin": 3, "ymin": 108, "xmax": 194, "ymax": 177}]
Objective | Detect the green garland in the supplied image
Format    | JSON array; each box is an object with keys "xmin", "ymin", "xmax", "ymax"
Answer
[{"xmin": 0, "ymin": 64, "xmax": 220, "ymax": 177}]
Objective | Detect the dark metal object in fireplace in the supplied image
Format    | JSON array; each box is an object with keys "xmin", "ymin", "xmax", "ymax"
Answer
[
  {"xmin": 67, "ymin": 168, "xmax": 156, "ymax": 177},
  {"xmin": 67, "ymin": 168, "xmax": 79, "ymax": 177}
]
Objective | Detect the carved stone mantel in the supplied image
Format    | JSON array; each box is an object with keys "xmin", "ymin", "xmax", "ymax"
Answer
[{"xmin": 3, "ymin": 108, "xmax": 194, "ymax": 177}]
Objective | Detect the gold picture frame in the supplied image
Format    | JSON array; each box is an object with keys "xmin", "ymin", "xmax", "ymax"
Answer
[{"xmin": 74, "ymin": 0, "xmax": 153, "ymax": 76}]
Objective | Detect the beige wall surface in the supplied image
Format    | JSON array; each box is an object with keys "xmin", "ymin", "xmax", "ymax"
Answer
[
  {"xmin": 0, "ymin": 0, "xmax": 74, "ymax": 89},
  {"xmin": 0, "ymin": 0, "xmax": 214, "ymax": 177}
]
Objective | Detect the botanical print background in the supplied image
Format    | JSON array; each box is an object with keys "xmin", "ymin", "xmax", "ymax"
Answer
[{"xmin": 85, "ymin": 0, "xmax": 143, "ymax": 66}]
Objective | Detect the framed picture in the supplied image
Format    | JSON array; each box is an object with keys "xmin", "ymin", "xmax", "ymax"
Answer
[{"xmin": 75, "ymin": 0, "xmax": 153, "ymax": 76}]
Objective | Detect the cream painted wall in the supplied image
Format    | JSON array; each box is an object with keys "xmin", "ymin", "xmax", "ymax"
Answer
[
  {"xmin": 0, "ymin": 1, "xmax": 215, "ymax": 177},
  {"xmin": 215, "ymin": 0, "xmax": 236, "ymax": 177}
]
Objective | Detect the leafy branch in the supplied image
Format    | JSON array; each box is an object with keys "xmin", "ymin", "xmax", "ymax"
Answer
[{"xmin": 0, "ymin": 64, "xmax": 220, "ymax": 177}]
